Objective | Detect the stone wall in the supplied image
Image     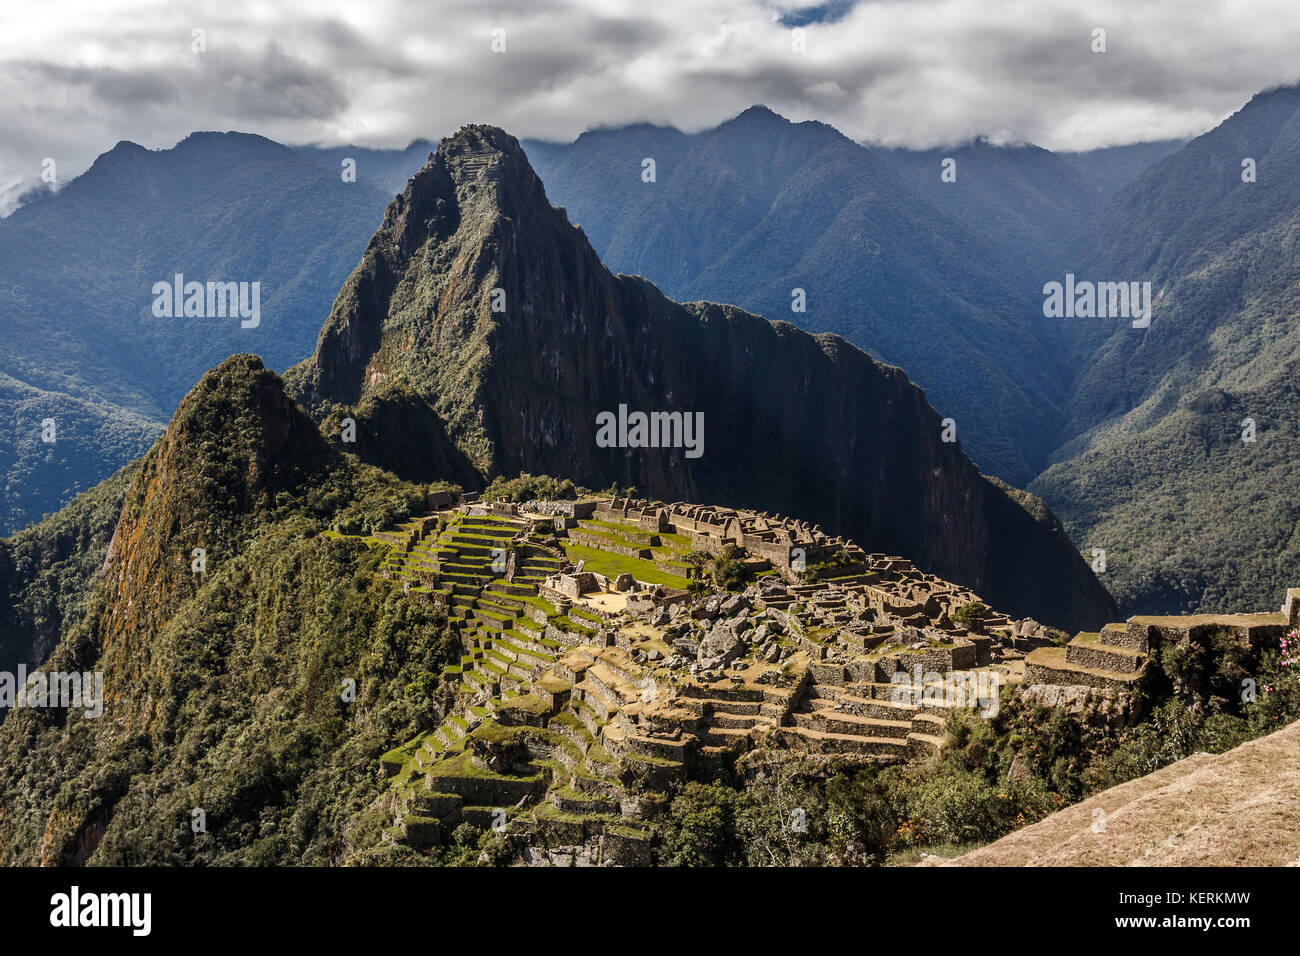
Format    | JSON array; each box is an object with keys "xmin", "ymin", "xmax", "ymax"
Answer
[
  {"xmin": 566, "ymin": 530, "xmax": 647, "ymax": 558},
  {"xmin": 523, "ymin": 499, "xmax": 597, "ymax": 519}
]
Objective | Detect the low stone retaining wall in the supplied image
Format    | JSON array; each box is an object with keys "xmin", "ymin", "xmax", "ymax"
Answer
[
  {"xmin": 568, "ymin": 530, "xmax": 652, "ymax": 559},
  {"xmin": 1066, "ymin": 642, "xmax": 1144, "ymax": 673}
]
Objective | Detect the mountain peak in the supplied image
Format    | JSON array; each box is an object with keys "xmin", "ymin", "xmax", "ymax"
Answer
[
  {"xmin": 381, "ymin": 123, "xmax": 552, "ymax": 253},
  {"xmin": 168, "ymin": 354, "xmax": 331, "ymax": 477},
  {"xmin": 97, "ymin": 354, "xmax": 333, "ymax": 671},
  {"xmin": 434, "ymin": 124, "xmax": 542, "ymax": 195},
  {"xmin": 305, "ymin": 121, "xmax": 572, "ymax": 412},
  {"xmin": 83, "ymin": 139, "xmax": 150, "ymax": 173},
  {"xmin": 438, "ymin": 124, "xmax": 524, "ymax": 167},
  {"xmin": 173, "ymin": 130, "xmax": 288, "ymax": 153},
  {"xmin": 724, "ymin": 104, "xmax": 791, "ymax": 127}
]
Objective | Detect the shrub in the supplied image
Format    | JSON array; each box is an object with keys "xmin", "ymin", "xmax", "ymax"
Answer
[
  {"xmin": 950, "ymin": 601, "xmax": 987, "ymax": 632},
  {"xmin": 657, "ymin": 781, "xmax": 749, "ymax": 867}
]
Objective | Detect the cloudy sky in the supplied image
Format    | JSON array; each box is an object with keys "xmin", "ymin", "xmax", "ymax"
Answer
[{"xmin": 3, "ymin": 0, "xmax": 1300, "ymax": 211}]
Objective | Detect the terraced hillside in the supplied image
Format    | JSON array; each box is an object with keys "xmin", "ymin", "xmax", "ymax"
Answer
[
  {"xmin": 1020, "ymin": 595, "xmax": 1297, "ymax": 715},
  {"xmin": 356, "ymin": 495, "xmax": 1045, "ymax": 863},
  {"xmin": 348, "ymin": 500, "xmax": 1300, "ymax": 865}
]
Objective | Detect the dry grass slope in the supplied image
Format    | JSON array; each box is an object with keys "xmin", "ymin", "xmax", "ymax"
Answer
[{"xmin": 934, "ymin": 718, "xmax": 1300, "ymax": 866}]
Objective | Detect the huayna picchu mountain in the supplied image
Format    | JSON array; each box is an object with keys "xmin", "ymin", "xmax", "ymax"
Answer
[{"xmin": 287, "ymin": 125, "xmax": 1114, "ymax": 631}]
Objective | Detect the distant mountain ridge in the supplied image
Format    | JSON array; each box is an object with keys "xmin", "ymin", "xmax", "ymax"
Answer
[
  {"xmin": 524, "ymin": 106, "xmax": 1076, "ymax": 486},
  {"xmin": 0, "ymin": 131, "xmax": 393, "ymax": 533},
  {"xmin": 1031, "ymin": 85, "xmax": 1300, "ymax": 614}
]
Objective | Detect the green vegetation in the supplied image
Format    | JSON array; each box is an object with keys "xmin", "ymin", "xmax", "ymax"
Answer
[
  {"xmin": 683, "ymin": 545, "xmax": 749, "ymax": 593},
  {"xmin": 481, "ymin": 473, "xmax": 578, "ymax": 502},
  {"xmin": 1033, "ymin": 377, "xmax": 1300, "ymax": 615},
  {"xmin": 652, "ymin": 748, "xmax": 1053, "ymax": 867},
  {"xmin": 561, "ymin": 543, "xmax": 690, "ymax": 589},
  {"xmin": 1030, "ymin": 87, "xmax": 1300, "ymax": 616},
  {"xmin": 0, "ymin": 514, "xmax": 461, "ymax": 865},
  {"xmin": 0, "ymin": 357, "xmax": 462, "ymax": 865},
  {"xmin": 0, "ymin": 461, "xmax": 138, "ymax": 674},
  {"xmin": 950, "ymin": 601, "xmax": 988, "ymax": 632}
]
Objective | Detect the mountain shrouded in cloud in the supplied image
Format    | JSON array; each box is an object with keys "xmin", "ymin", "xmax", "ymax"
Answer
[{"xmin": 5, "ymin": 0, "xmax": 1300, "ymax": 212}]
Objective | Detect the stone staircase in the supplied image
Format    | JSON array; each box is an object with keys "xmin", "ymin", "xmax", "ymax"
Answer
[{"xmin": 778, "ymin": 668, "xmax": 952, "ymax": 757}]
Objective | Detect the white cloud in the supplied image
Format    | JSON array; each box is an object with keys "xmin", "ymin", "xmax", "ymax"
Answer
[{"xmin": 2, "ymin": 0, "xmax": 1299, "ymax": 204}]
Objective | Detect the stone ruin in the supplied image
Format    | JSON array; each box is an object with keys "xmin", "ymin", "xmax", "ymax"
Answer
[{"xmin": 369, "ymin": 495, "xmax": 1131, "ymax": 862}]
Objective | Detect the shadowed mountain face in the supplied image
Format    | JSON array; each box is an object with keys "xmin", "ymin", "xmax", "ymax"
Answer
[
  {"xmin": 524, "ymin": 108, "xmax": 1076, "ymax": 487},
  {"xmin": 878, "ymin": 138, "xmax": 1099, "ymax": 275},
  {"xmin": 290, "ymin": 125, "xmax": 1115, "ymax": 630},
  {"xmin": 1058, "ymin": 138, "xmax": 1189, "ymax": 195},
  {"xmin": 294, "ymin": 139, "xmax": 439, "ymax": 199}
]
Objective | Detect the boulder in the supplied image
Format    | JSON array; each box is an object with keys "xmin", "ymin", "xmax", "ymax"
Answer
[
  {"xmin": 690, "ymin": 603, "xmax": 718, "ymax": 621},
  {"xmin": 1008, "ymin": 754, "xmax": 1031, "ymax": 783},
  {"xmin": 697, "ymin": 623, "xmax": 743, "ymax": 669},
  {"xmin": 720, "ymin": 595, "xmax": 751, "ymax": 616},
  {"xmin": 672, "ymin": 637, "xmax": 700, "ymax": 656},
  {"xmin": 1017, "ymin": 618, "xmax": 1041, "ymax": 638}
]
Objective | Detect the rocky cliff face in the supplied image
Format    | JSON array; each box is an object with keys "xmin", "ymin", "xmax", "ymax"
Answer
[{"xmin": 293, "ymin": 126, "xmax": 1115, "ymax": 630}]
